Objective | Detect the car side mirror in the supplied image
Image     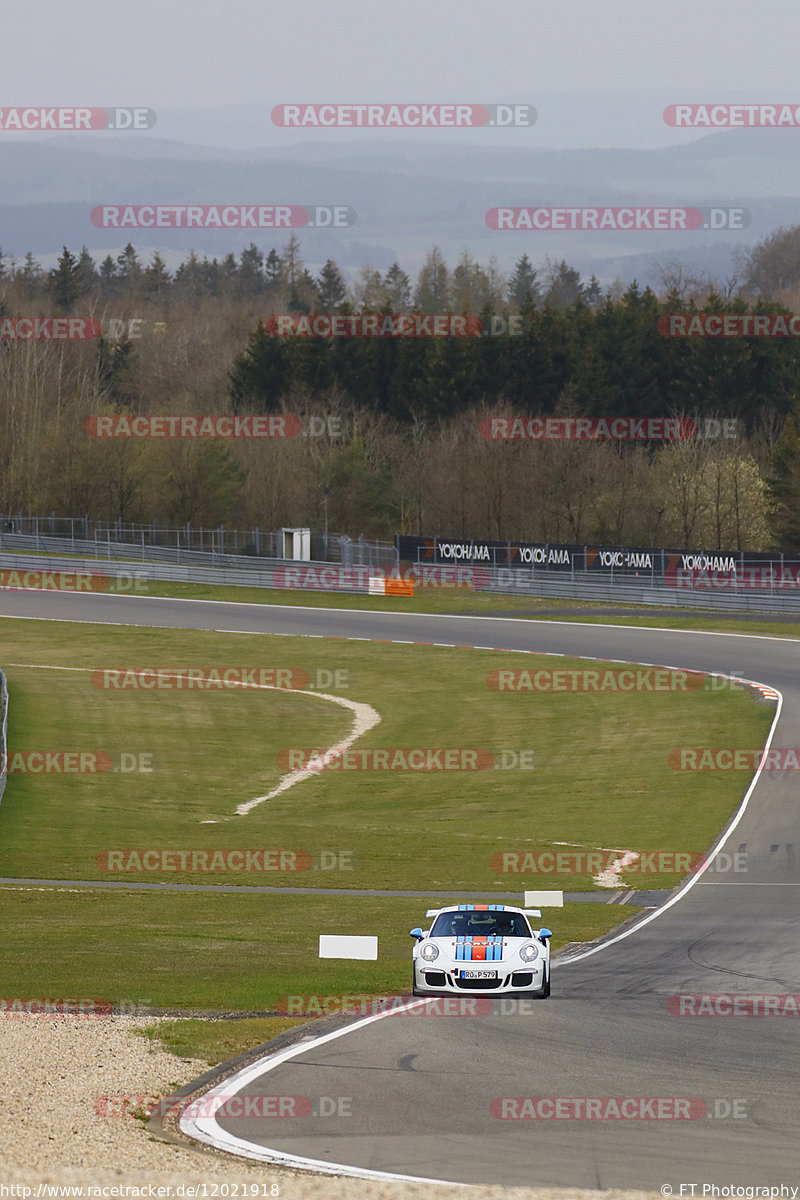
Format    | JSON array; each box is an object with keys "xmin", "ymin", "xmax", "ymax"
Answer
[
  {"xmin": 409, "ymin": 927, "xmax": 424, "ymax": 940},
  {"xmin": 539, "ymin": 928, "xmax": 552, "ymax": 940}
]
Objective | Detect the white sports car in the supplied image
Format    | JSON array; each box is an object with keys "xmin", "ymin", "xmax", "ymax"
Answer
[{"xmin": 410, "ymin": 903, "xmax": 552, "ymax": 999}]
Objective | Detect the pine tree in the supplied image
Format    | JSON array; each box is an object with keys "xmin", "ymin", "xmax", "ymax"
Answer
[
  {"xmin": 16, "ymin": 251, "xmax": 43, "ymax": 297},
  {"xmin": 264, "ymin": 249, "xmax": 283, "ymax": 292},
  {"xmin": 76, "ymin": 246, "xmax": 99, "ymax": 293},
  {"xmin": 229, "ymin": 325, "xmax": 291, "ymax": 409},
  {"xmin": 116, "ymin": 243, "xmax": 142, "ymax": 296},
  {"xmin": 282, "ymin": 234, "xmax": 303, "ymax": 286},
  {"xmin": 384, "ymin": 263, "xmax": 411, "ymax": 310},
  {"xmin": 544, "ymin": 259, "xmax": 583, "ymax": 307},
  {"xmin": 173, "ymin": 251, "xmax": 204, "ymax": 299},
  {"xmin": 288, "ymin": 268, "xmax": 318, "ymax": 314},
  {"xmin": 583, "ymin": 275, "xmax": 603, "ymax": 306},
  {"xmin": 49, "ymin": 246, "xmax": 82, "ymax": 311},
  {"xmin": 507, "ymin": 253, "xmax": 540, "ymax": 308},
  {"xmin": 99, "ymin": 255, "xmax": 118, "ymax": 297},
  {"xmin": 767, "ymin": 413, "xmax": 800, "ymax": 550},
  {"xmin": 239, "ymin": 243, "xmax": 264, "ymax": 296},
  {"xmin": 414, "ymin": 247, "xmax": 450, "ymax": 312},
  {"xmin": 317, "ymin": 259, "xmax": 348, "ymax": 312},
  {"xmin": 143, "ymin": 251, "xmax": 171, "ymax": 298}
]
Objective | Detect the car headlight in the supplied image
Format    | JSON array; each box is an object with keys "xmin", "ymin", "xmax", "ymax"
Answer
[
  {"xmin": 419, "ymin": 942, "xmax": 439, "ymax": 962},
  {"xmin": 519, "ymin": 943, "xmax": 539, "ymax": 963}
]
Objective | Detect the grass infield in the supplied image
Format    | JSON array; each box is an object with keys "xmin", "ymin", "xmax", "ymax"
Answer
[{"xmin": 0, "ymin": 614, "xmax": 775, "ymax": 1010}]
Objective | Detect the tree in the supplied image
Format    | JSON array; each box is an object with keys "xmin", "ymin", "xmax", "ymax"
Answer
[
  {"xmin": 116, "ymin": 243, "xmax": 142, "ymax": 296},
  {"xmin": 218, "ymin": 252, "xmax": 239, "ymax": 297},
  {"xmin": 767, "ymin": 413, "xmax": 800, "ymax": 551},
  {"xmin": 173, "ymin": 251, "xmax": 204, "ymax": 299},
  {"xmin": 353, "ymin": 266, "xmax": 386, "ymax": 311},
  {"xmin": 264, "ymin": 249, "xmax": 283, "ymax": 291},
  {"xmin": 239, "ymin": 243, "xmax": 264, "ymax": 296},
  {"xmin": 99, "ymin": 255, "xmax": 118, "ymax": 296},
  {"xmin": 384, "ymin": 262, "xmax": 411, "ymax": 310},
  {"xmin": 738, "ymin": 225, "xmax": 800, "ymax": 298},
  {"xmin": 282, "ymin": 233, "xmax": 303, "ymax": 286},
  {"xmin": 288, "ymin": 268, "xmax": 318, "ymax": 314},
  {"xmin": 154, "ymin": 439, "xmax": 244, "ymax": 526},
  {"xmin": 582, "ymin": 275, "xmax": 603, "ymax": 307},
  {"xmin": 15, "ymin": 251, "xmax": 43, "ymax": 298},
  {"xmin": 143, "ymin": 251, "xmax": 171, "ymax": 298},
  {"xmin": 317, "ymin": 259, "xmax": 348, "ymax": 312},
  {"xmin": 96, "ymin": 335, "xmax": 138, "ymax": 404},
  {"xmin": 414, "ymin": 247, "xmax": 450, "ymax": 312},
  {"xmin": 544, "ymin": 258, "xmax": 583, "ymax": 307},
  {"xmin": 507, "ymin": 253, "xmax": 540, "ymax": 308},
  {"xmin": 229, "ymin": 325, "xmax": 291, "ymax": 410},
  {"xmin": 324, "ymin": 435, "xmax": 397, "ymax": 537},
  {"xmin": 450, "ymin": 249, "xmax": 491, "ymax": 311},
  {"xmin": 49, "ymin": 246, "xmax": 82, "ymax": 311},
  {"xmin": 76, "ymin": 246, "xmax": 99, "ymax": 294}
]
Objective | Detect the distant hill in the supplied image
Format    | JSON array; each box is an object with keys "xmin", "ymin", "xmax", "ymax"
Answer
[{"xmin": 2, "ymin": 122, "xmax": 799, "ymax": 284}]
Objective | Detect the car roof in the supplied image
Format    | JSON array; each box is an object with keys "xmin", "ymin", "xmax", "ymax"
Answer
[{"xmin": 426, "ymin": 904, "xmax": 534, "ymax": 917}]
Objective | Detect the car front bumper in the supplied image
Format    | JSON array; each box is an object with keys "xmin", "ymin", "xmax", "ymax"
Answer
[{"xmin": 413, "ymin": 958, "xmax": 547, "ymax": 995}]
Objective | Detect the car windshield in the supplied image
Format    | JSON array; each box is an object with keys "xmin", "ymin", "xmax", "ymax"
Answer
[{"xmin": 430, "ymin": 911, "xmax": 531, "ymax": 938}]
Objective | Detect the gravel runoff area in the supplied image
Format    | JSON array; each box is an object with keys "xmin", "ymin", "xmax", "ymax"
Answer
[{"xmin": 0, "ymin": 1014, "xmax": 662, "ymax": 1200}]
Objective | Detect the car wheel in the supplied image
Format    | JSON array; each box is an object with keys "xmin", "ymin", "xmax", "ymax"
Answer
[{"xmin": 530, "ymin": 967, "xmax": 550, "ymax": 999}]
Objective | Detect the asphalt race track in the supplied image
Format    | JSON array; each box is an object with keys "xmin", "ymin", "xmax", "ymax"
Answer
[{"xmin": 3, "ymin": 589, "xmax": 800, "ymax": 1190}]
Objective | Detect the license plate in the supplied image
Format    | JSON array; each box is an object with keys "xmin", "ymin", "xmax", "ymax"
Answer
[{"xmin": 461, "ymin": 970, "xmax": 497, "ymax": 980}]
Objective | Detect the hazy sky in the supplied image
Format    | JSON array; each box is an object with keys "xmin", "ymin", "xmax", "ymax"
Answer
[{"xmin": 6, "ymin": 0, "xmax": 800, "ymax": 107}]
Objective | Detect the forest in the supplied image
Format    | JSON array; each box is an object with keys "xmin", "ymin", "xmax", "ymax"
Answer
[{"xmin": 2, "ymin": 226, "xmax": 800, "ymax": 552}]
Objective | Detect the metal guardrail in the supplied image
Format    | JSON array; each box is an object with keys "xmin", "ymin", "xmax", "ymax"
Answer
[
  {"xmin": 480, "ymin": 568, "xmax": 800, "ymax": 613},
  {"xmin": 0, "ymin": 553, "xmax": 370, "ymax": 591},
  {"xmin": 0, "ymin": 531, "xmax": 282, "ymax": 568},
  {"xmin": 2, "ymin": 551, "xmax": 800, "ymax": 613},
  {"xmin": 0, "ymin": 669, "xmax": 8, "ymax": 807},
  {"xmin": 0, "ymin": 520, "xmax": 398, "ymax": 569}
]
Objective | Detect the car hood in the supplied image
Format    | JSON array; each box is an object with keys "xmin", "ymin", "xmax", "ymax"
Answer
[{"xmin": 431, "ymin": 935, "xmax": 531, "ymax": 962}]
